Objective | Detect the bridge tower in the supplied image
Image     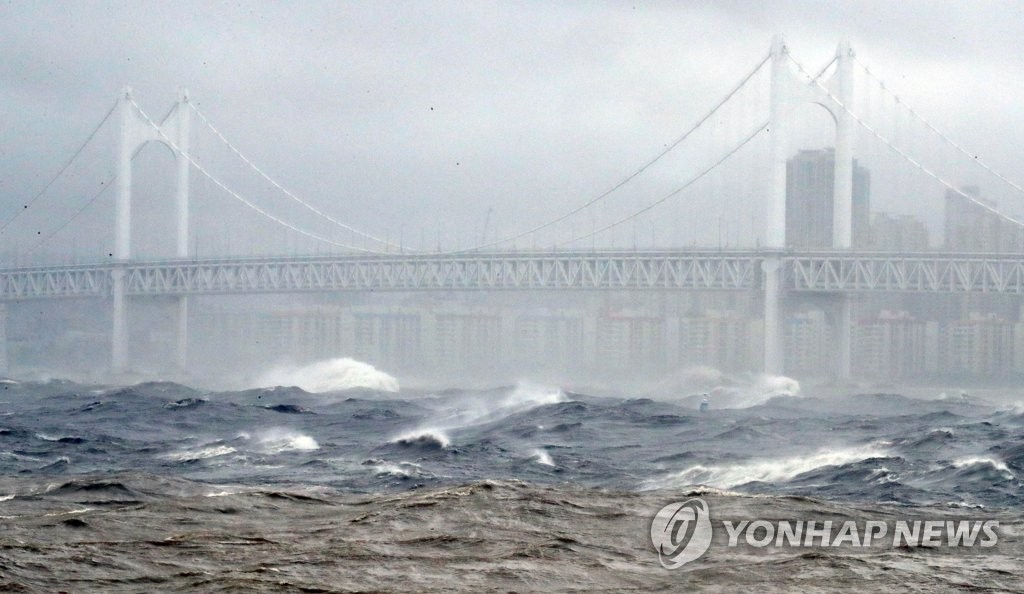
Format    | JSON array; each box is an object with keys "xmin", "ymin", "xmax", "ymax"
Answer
[
  {"xmin": 764, "ymin": 36, "xmax": 857, "ymax": 380},
  {"xmin": 113, "ymin": 87, "xmax": 191, "ymax": 374}
]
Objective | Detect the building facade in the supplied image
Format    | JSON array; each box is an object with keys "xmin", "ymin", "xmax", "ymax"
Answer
[{"xmin": 786, "ymin": 148, "xmax": 871, "ymax": 249}]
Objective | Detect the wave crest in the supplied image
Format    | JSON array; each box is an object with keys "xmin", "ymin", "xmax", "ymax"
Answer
[
  {"xmin": 391, "ymin": 429, "xmax": 450, "ymax": 449},
  {"xmin": 649, "ymin": 446, "xmax": 888, "ymax": 490},
  {"xmin": 256, "ymin": 429, "xmax": 320, "ymax": 452},
  {"xmin": 257, "ymin": 358, "xmax": 399, "ymax": 393}
]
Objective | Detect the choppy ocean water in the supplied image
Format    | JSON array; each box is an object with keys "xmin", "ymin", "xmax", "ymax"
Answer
[{"xmin": 0, "ymin": 374, "xmax": 1022, "ymax": 591}]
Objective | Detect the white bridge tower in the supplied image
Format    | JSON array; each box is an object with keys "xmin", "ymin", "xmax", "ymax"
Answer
[
  {"xmin": 764, "ymin": 36, "xmax": 857, "ymax": 380},
  {"xmin": 113, "ymin": 87, "xmax": 191, "ymax": 374}
]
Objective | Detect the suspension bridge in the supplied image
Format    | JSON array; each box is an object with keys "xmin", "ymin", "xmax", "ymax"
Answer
[{"xmin": 2, "ymin": 36, "xmax": 1022, "ymax": 379}]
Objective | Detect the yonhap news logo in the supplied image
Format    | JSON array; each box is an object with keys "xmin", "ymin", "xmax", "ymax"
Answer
[
  {"xmin": 650, "ymin": 498, "xmax": 999, "ymax": 569},
  {"xmin": 649, "ymin": 498, "xmax": 714, "ymax": 569}
]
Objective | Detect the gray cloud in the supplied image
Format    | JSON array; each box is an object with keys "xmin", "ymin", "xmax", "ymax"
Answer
[{"xmin": 1, "ymin": 0, "xmax": 1022, "ymax": 258}]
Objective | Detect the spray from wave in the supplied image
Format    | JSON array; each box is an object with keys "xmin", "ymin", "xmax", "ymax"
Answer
[
  {"xmin": 731, "ymin": 373, "xmax": 802, "ymax": 407},
  {"xmin": 648, "ymin": 445, "xmax": 887, "ymax": 490},
  {"xmin": 952, "ymin": 457, "xmax": 1015, "ymax": 479},
  {"xmin": 642, "ymin": 365, "xmax": 801, "ymax": 409},
  {"xmin": 254, "ymin": 428, "xmax": 320, "ymax": 453},
  {"xmin": 163, "ymin": 445, "xmax": 238, "ymax": 462},
  {"xmin": 532, "ymin": 448, "xmax": 554, "ymax": 466},
  {"xmin": 387, "ymin": 382, "xmax": 565, "ymax": 449},
  {"xmin": 257, "ymin": 358, "xmax": 399, "ymax": 393},
  {"xmin": 391, "ymin": 429, "xmax": 451, "ymax": 449},
  {"xmin": 450, "ymin": 382, "xmax": 565, "ymax": 427}
]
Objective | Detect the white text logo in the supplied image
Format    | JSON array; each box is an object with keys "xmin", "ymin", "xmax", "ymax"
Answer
[{"xmin": 650, "ymin": 498, "xmax": 713, "ymax": 569}]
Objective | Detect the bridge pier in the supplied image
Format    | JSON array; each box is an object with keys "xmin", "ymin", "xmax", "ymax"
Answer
[
  {"xmin": 762, "ymin": 256, "xmax": 783, "ymax": 375},
  {"xmin": 0, "ymin": 303, "xmax": 8, "ymax": 377},
  {"xmin": 111, "ymin": 269, "xmax": 128, "ymax": 373},
  {"xmin": 177, "ymin": 296, "xmax": 189, "ymax": 372},
  {"xmin": 834, "ymin": 295, "xmax": 852, "ymax": 381},
  {"xmin": 174, "ymin": 88, "xmax": 191, "ymax": 375}
]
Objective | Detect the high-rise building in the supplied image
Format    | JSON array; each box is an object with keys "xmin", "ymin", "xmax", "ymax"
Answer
[
  {"xmin": 514, "ymin": 312, "xmax": 584, "ymax": 373},
  {"xmin": 944, "ymin": 186, "xmax": 1024, "ymax": 252},
  {"xmin": 853, "ymin": 310, "xmax": 926, "ymax": 379},
  {"xmin": 434, "ymin": 312, "xmax": 502, "ymax": 371},
  {"xmin": 595, "ymin": 310, "xmax": 664, "ymax": 372},
  {"xmin": 353, "ymin": 311, "xmax": 422, "ymax": 370},
  {"xmin": 937, "ymin": 312, "xmax": 1015, "ymax": 377},
  {"xmin": 786, "ymin": 148, "xmax": 871, "ymax": 248},
  {"xmin": 784, "ymin": 309, "xmax": 831, "ymax": 376},
  {"xmin": 678, "ymin": 310, "xmax": 752, "ymax": 371},
  {"xmin": 870, "ymin": 212, "xmax": 930, "ymax": 251}
]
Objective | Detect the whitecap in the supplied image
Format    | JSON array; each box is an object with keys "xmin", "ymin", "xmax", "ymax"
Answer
[
  {"xmin": 430, "ymin": 381, "xmax": 566, "ymax": 431},
  {"xmin": 391, "ymin": 429, "xmax": 450, "ymax": 449},
  {"xmin": 256, "ymin": 428, "xmax": 319, "ymax": 452},
  {"xmin": 163, "ymin": 445, "xmax": 237, "ymax": 462},
  {"xmin": 257, "ymin": 357, "xmax": 399, "ymax": 393},
  {"xmin": 371, "ymin": 460, "xmax": 423, "ymax": 477},
  {"xmin": 648, "ymin": 446, "xmax": 888, "ymax": 490},
  {"xmin": 532, "ymin": 448, "xmax": 554, "ymax": 466},
  {"xmin": 952, "ymin": 456, "xmax": 1015, "ymax": 479}
]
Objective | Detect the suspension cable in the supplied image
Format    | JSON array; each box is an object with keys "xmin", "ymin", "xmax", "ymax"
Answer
[
  {"xmin": 556, "ymin": 120, "xmax": 768, "ymax": 247},
  {"xmin": 445, "ymin": 50, "xmax": 772, "ymax": 254},
  {"xmin": 23, "ymin": 177, "xmax": 114, "ymax": 257},
  {"xmin": 129, "ymin": 98, "xmax": 385, "ymax": 253},
  {"xmin": 0, "ymin": 99, "xmax": 118, "ymax": 235},
  {"xmin": 189, "ymin": 103, "xmax": 406, "ymax": 251},
  {"xmin": 856, "ymin": 57, "xmax": 1024, "ymax": 197},
  {"xmin": 22, "ymin": 125, "xmax": 175, "ymax": 257},
  {"xmin": 789, "ymin": 54, "xmax": 1024, "ymax": 228}
]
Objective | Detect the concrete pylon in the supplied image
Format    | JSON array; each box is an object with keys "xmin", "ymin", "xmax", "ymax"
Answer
[
  {"xmin": 112, "ymin": 87, "xmax": 191, "ymax": 374},
  {"xmin": 763, "ymin": 35, "xmax": 789, "ymax": 376},
  {"xmin": 832, "ymin": 40, "xmax": 856, "ymax": 383},
  {"xmin": 0, "ymin": 304, "xmax": 8, "ymax": 377},
  {"xmin": 762, "ymin": 37, "xmax": 858, "ymax": 379},
  {"xmin": 175, "ymin": 88, "xmax": 191, "ymax": 373}
]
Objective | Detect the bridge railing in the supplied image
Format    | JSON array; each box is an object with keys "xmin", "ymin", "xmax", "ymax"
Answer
[
  {"xmin": 2, "ymin": 250, "xmax": 1024, "ymax": 299},
  {"xmin": 790, "ymin": 252, "xmax": 1024, "ymax": 293}
]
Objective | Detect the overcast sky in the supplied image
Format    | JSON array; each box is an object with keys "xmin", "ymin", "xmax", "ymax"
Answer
[{"xmin": 2, "ymin": 1, "xmax": 1023, "ymax": 259}]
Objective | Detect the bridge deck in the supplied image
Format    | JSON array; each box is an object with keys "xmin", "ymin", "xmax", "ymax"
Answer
[{"xmin": 2, "ymin": 251, "xmax": 1024, "ymax": 299}]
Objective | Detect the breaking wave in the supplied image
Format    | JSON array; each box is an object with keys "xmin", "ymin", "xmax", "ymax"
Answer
[
  {"xmin": 257, "ymin": 357, "xmax": 400, "ymax": 393},
  {"xmin": 649, "ymin": 446, "xmax": 888, "ymax": 490},
  {"xmin": 391, "ymin": 429, "xmax": 450, "ymax": 449},
  {"xmin": 163, "ymin": 445, "xmax": 238, "ymax": 462},
  {"xmin": 384, "ymin": 382, "xmax": 565, "ymax": 450},
  {"xmin": 532, "ymin": 448, "xmax": 554, "ymax": 466},
  {"xmin": 255, "ymin": 429, "xmax": 320, "ymax": 452},
  {"xmin": 952, "ymin": 456, "xmax": 1015, "ymax": 479}
]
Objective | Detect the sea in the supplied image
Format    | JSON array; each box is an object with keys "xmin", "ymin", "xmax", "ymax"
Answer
[{"xmin": 0, "ymin": 359, "xmax": 1022, "ymax": 592}]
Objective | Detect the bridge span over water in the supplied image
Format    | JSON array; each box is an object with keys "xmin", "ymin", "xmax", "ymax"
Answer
[
  {"xmin": 3, "ymin": 250, "xmax": 1024, "ymax": 299},
  {"xmin": 8, "ymin": 38, "xmax": 1024, "ymax": 378}
]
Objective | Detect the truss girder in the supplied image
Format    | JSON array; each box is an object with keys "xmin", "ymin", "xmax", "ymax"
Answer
[
  {"xmin": 789, "ymin": 254, "xmax": 1024, "ymax": 293},
  {"xmin": 2, "ymin": 252, "xmax": 1024, "ymax": 300}
]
